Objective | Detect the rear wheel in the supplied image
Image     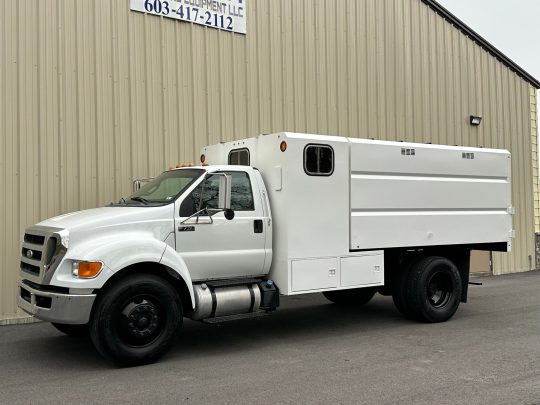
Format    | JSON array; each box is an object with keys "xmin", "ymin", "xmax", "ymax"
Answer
[
  {"xmin": 391, "ymin": 260, "xmax": 416, "ymax": 318},
  {"xmin": 323, "ymin": 287, "xmax": 377, "ymax": 307},
  {"xmin": 90, "ymin": 274, "xmax": 182, "ymax": 366},
  {"xmin": 399, "ymin": 256, "xmax": 462, "ymax": 323},
  {"xmin": 52, "ymin": 322, "xmax": 89, "ymax": 337}
]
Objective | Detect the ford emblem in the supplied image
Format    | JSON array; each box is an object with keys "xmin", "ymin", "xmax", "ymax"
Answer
[{"xmin": 26, "ymin": 249, "xmax": 34, "ymax": 259}]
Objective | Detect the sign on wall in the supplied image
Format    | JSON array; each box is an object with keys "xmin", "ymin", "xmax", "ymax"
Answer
[{"xmin": 130, "ymin": 0, "xmax": 246, "ymax": 34}]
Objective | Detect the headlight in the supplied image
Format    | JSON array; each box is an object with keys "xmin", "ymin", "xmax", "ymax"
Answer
[{"xmin": 72, "ymin": 261, "xmax": 103, "ymax": 279}]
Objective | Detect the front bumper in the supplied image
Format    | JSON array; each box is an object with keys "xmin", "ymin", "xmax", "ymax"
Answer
[{"xmin": 18, "ymin": 281, "xmax": 96, "ymax": 325}]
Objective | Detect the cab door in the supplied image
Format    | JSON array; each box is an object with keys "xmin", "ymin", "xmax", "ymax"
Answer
[{"xmin": 174, "ymin": 170, "xmax": 267, "ymax": 281}]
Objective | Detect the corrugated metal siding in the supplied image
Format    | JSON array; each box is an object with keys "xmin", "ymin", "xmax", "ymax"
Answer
[
  {"xmin": 0, "ymin": 0, "xmax": 536, "ymax": 320},
  {"xmin": 531, "ymin": 87, "xmax": 539, "ymax": 235}
]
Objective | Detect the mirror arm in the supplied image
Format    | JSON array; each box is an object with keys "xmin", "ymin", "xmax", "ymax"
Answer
[
  {"xmin": 180, "ymin": 207, "xmax": 229, "ymax": 225},
  {"xmin": 181, "ymin": 208, "xmax": 213, "ymax": 225}
]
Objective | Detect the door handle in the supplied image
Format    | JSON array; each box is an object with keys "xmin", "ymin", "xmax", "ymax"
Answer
[{"xmin": 254, "ymin": 219, "xmax": 263, "ymax": 233}]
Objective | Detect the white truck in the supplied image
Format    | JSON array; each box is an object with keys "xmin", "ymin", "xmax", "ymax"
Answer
[{"xmin": 18, "ymin": 133, "xmax": 513, "ymax": 366}]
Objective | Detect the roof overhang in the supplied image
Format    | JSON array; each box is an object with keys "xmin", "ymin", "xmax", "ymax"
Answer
[{"xmin": 422, "ymin": 0, "xmax": 540, "ymax": 89}]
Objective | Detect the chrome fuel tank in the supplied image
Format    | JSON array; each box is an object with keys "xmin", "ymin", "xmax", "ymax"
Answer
[{"xmin": 191, "ymin": 283, "xmax": 261, "ymax": 320}]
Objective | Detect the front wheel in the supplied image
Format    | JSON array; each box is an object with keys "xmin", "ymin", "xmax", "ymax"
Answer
[
  {"xmin": 90, "ymin": 274, "xmax": 182, "ymax": 366},
  {"xmin": 323, "ymin": 287, "xmax": 377, "ymax": 307}
]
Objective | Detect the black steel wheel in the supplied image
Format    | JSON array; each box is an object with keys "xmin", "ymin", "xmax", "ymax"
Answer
[
  {"xmin": 116, "ymin": 295, "xmax": 164, "ymax": 347},
  {"xmin": 90, "ymin": 274, "xmax": 182, "ymax": 366},
  {"xmin": 426, "ymin": 271, "xmax": 453, "ymax": 308},
  {"xmin": 52, "ymin": 322, "xmax": 89, "ymax": 337},
  {"xmin": 323, "ymin": 287, "xmax": 377, "ymax": 307},
  {"xmin": 404, "ymin": 256, "xmax": 462, "ymax": 323}
]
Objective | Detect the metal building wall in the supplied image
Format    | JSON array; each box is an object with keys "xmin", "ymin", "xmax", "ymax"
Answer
[
  {"xmin": 1, "ymin": 0, "xmax": 537, "ymax": 322},
  {"xmin": 531, "ymin": 88, "xmax": 539, "ymax": 234}
]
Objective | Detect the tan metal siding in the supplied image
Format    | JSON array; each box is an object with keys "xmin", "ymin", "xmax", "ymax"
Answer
[
  {"xmin": 0, "ymin": 0, "xmax": 537, "ymax": 321},
  {"xmin": 529, "ymin": 86, "xmax": 540, "ymax": 233}
]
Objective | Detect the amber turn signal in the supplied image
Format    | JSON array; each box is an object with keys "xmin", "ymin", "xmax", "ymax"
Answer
[
  {"xmin": 280, "ymin": 141, "xmax": 287, "ymax": 152},
  {"xmin": 78, "ymin": 261, "xmax": 103, "ymax": 278}
]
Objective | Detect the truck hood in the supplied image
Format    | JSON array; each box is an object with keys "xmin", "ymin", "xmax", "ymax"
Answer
[{"xmin": 37, "ymin": 205, "xmax": 175, "ymax": 241}]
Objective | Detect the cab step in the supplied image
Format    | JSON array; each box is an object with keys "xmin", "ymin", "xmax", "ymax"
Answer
[
  {"xmin": 205, "ymin": 278, "xmax": 262, "ymax": 289},
  {"xmin": 201, "ymin": 311, "xmax": 271, "ymax": 324}
]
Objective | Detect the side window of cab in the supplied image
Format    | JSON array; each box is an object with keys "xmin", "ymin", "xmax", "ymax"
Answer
[{"xmin": 180, "ymin": 172, "xmax": 254, "ymax": 217}]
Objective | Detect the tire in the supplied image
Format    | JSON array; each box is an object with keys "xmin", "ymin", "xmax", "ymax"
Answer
[
  {"xmin": 391, "ymin": 260, "xmax": 416, "ymax": 319},
  {"xmin": 404, "ymin": 256, "xmax": 462, "ymax": 323},
  {"xmin": 323, "ymin": 287, "xmax": 377, "ymax": 307},
  {"xmin": 52, "ymin": 322, "xmax": 89, "ymax": 337},
  {"xmin": 90, "ymin": 274, "xmax": 182, "ymax": 367}
]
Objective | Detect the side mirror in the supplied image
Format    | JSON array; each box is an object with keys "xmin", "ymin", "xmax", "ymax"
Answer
[
  {"xmin": 132, "ymin": 180, "xmax": 142, "ymax": 193},
  {"xmin": 217, "ymin": 174, "xmax": 235, "ymax": 220},
  {"xmin": 132, "ymin": 177, "xmax": 154, "ymax": 193},
  {"xmin": 217, "ymin": 174, "xmax": 232, "ymax": 210}
]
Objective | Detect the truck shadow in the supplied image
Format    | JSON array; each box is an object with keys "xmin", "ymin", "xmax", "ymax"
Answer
[
  {"xmin": 167, "ymin": 295, "xmax": 418, "ymax": 361},
  {"xmin": 3, "ymin": 294, "xmax": 461, "ymax": 370}
]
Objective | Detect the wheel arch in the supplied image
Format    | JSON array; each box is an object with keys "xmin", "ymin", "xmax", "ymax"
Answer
[
  {"xmin": 94, "ymin": 261, "xmax": 195, "ymax": 317},
  {"xmin": 385, "ymin": 246, "xmax": 471, "ymax": 303}
]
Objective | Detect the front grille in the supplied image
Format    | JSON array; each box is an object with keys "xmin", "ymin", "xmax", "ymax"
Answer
[
  {"xmin": 21, "ymin": 247, "xmax": 42, "ymax": 261},
  {"xmin": 20, "ymin": 227, "xmax": 65, "ymax": 283},
  {"xmin": 21, "ymin": 261, "xmax": 40, "ymax": 276},
  {"xmin": 44, "ymin": 237, "xmax": 58, "ymax": 265},
  {"xmin": 20, "ymin": 231, "xmax": 45, "ymax": 278},
  {"xmin": 24, "ymin": 233, "xmax": 45, "ymax": 245}
]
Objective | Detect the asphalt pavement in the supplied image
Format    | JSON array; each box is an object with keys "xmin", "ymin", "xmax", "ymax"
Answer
[{"xmin": 1, "ymin": 271, "xmax": 540, "ymax": 404}]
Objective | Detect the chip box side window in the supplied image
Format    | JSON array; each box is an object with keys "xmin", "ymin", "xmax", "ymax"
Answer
[
  {"xmin": 228, "ymin": 148, "xmax": 250, "ymax": 166},
  {"xmin": 304, "ymin": 144, "xmax": 334, "ymax": 176}
]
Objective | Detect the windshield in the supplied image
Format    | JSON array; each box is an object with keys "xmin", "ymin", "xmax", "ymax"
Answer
[{"xmin": 127, "ymin": 169, "xmax": 204, "ymax": 204}]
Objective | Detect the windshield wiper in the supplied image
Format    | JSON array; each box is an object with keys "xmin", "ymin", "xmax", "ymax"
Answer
[
  {"xmin": 118, "ymin": 197, "xmax": 127, "ymax": 204},
  {"xmin": 130, "ymin": 196, "xmax": 149, "ymax": 205}
]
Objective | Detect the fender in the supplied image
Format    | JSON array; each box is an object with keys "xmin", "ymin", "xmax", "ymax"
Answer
[
  {"xmin": 160, "ymin": 245, "xmax": 196, "ymax": 308},
  {"xmin": 50, "ymin": 233, "xmax": 195, "ymax": 308}
]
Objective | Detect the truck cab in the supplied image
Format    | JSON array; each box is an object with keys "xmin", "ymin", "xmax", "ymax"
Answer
[{"xmin": 18, "ymin": 164, "xmax": 275, "ymax": 364}]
